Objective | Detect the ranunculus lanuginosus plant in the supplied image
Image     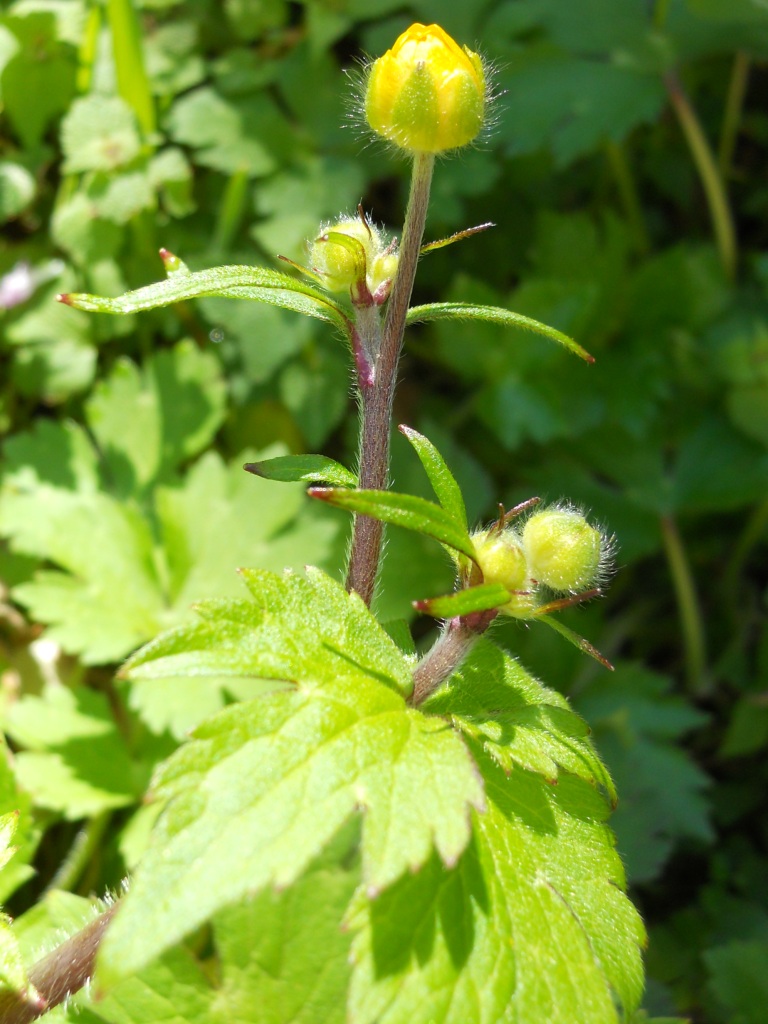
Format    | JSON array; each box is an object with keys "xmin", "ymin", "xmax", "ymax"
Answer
[{"xmin": 1, "ymin": 22, "xmax": 646, "ymax": 1024}]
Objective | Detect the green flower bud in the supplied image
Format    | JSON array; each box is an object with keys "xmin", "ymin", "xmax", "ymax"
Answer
[
  {"xmin": 472, "ymin": 529, "xmax": 538, "ymax": 618},
  {"xmin": 365, "ymin": 23, "xmax": 486, "ymax": 154},
  {"xmin": 309, "ymin": 218, "xmax": 375, "ymax": 294},
  {"xmin": 308, "ymin": 216, "xmax": 398, "ymax": 300},
  {"xmin": 522, "ymin": 508, "xmax": 604, "ymax": 593}
]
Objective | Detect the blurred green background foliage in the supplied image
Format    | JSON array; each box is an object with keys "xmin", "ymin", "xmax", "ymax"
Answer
[{"xmin": 1, "ymin": 0, "xmax": 768, "ymax": 1020}]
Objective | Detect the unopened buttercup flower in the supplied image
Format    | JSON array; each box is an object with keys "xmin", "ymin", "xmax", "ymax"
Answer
[
  {"xmin": 522, "ymin": 507, "xmax": 612, "ymax": 594},
  {"xmin": 365, "ymin": 23, "xmax": 486, "ymax": 154}
]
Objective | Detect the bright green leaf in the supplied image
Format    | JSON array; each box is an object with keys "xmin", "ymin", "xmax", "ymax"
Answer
[
  {"xmin": 406, "ymin": 302, "xmax": 594, "ymax": 362},
  {"xmin": 61, "ymin": 263, "xmax": 352, "ymax": 336},
  {"xmin": 309, "ymin": 488, "xmax": 477, "ymax": 563},
  {"xmin": 124, "ymin": 567, "xmax": 412, "ymax": 700},
  {"xmin": 399, "ymin": 425, "xmax": 468, "ymax": 531},
  {"xmin": 348, "ymin": 749, "xmax": 645, "ymax": 1024},
  {"xmin": 2, "ymin": 686, "xmax": 138, "ymax": 818},
  {"xmin": 424, "ymin": 639, "xmax": 616, "ymax": 799},
  {"xmin": 210, "ymin": 849, "xmax": 357, "ymax": 1024},
  {"xmin": 166, "ymin": 87, "xmax": 290, "ymax": 177},
  {"xmin": 6, "ymin": 488, "xmax": 164, "ymax": 664},
  {"xmin": 244, "ymin": 454, "xmax": 357, "ymax": 488},
  {"xmin": 60, "ymin": 95, "xmax": 142, "ymax": 173},
  {"xmin": 1, "ymin": 11, "xmax": 77, "ymax": 149},
  {"xmin": 97, "ymin": 672, "xmax": 484, "ymax": 984},
  {"xmin": 0, "ymin": 161, "xmax": 35, "ymax": 221},
  {"xmin": 85, "ymin": 341, "xmax": 227, "ymax": 493},
  {"xmin": 0, "ymin": 918, "xmax": 40, "ymax": 1012},
  {"xmin": 414, "ymin": 584, "xmax": 510, "ymax": 619}
]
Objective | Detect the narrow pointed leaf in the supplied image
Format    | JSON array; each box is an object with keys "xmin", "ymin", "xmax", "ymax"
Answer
[
  {"xmin": 538, "ymin": 614, "xmax": 614, "ymax": 671},
  {"xmin": 60, "ymin": 264, "xmax": 352, "ymax": 335},
  {"xmin": 414, "ymin": 583, "xmax": 509, "ymax": 619},
  {"xmin": 244, "ymin": 454, "xmax": 357, "ymax": 488},
  {"xmin": 406, "ymin": 302, "xmax": 594, "ymax": 362},
  {"xmin": 309, "ymin": 488, "xmax": 477, "ymax": 562},
  {"xmin": 399, "ymin": 425, "xmax": 468, "ymax": 531},
  {"xmin": 420, "ymin": 222, "xmax": 494, "ymax": 254}
]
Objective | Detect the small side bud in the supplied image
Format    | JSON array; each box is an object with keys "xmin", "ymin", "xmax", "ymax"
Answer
[
  {"xmin": 365, "ymin": 23, "xmax": 487, "ymax": 154},
  {"xmin": 522, "ymin": 507, "xmax": 607, "ymax": 593},
  {"xmin": 159, "ymin": 248, "xmax": 189, "ymax": 276},
  {"xmin": 308, "ymin": 214, "xmax": 399, "ymax": 302},
  {"xmin": 472, "ymin": 529, "xmax": 538, "ymax": 618}
]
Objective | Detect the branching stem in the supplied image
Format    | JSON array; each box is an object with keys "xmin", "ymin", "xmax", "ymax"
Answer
[
  {"xmin": 346, "ymin": 152, "xmax": 435, "ymax": 604},
  {"xmin": 410, "ymin": 619, "xmax": 478, "ymax": 707}
]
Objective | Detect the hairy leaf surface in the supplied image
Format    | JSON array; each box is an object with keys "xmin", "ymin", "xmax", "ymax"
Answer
[
  {"xmin": 348, "ymin": 750, "xmax": 644, "ymax": 1024},
  {"xmin": 98, "ymin": 672, "xmax": 484, "ymax": 983}
]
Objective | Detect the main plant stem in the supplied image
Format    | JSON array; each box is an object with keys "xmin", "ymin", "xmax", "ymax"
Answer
[
  {"xmin": 346, "ymin": 152, "xmax": 435, "ymax": 604},
  {"xmin": 8, "ymin": 151, "xmax": 437, "ymax": 1024}
]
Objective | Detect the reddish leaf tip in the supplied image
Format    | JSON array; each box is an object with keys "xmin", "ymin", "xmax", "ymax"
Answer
[
  {"xmin": 56, "ymin": 292, "xmax": 72, "ymax": 305},
  {"xmin": 158, "ymin": 247, "xmax": 173, "ymax": 261}
]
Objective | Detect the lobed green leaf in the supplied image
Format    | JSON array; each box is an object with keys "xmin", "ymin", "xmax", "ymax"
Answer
[
  {"xmin": 124, "ymin": 566, "xmax": 412, "ymax": 699},
  {"xmin": 348, "ymin": 752, "xmax": 645, "ymax": 1024},
  {"xmin": 423, "ymin": 639, "xmax": 616, "ymax": 800},
  {"xmin": 406, "ymin": 302, "xmax": 594, "ymax": 362},
  {"xmin": 97, "ymin": 673, "xmax": 484, "ymax": 986}
]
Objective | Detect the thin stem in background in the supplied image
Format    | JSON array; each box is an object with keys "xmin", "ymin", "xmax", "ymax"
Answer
[
  {"xmin": 723, "ymin": 496, "xmax": 768, "ymax": 600},
  {"xmin": 346, "ymin": 152, "xmax": 435, "ymax": 605},
  {"xmin": 653, "ymin": 0, "xmax": 671, "ymax": 30},
  {"xmin": 212, "ymin": 168, "xmax": 250, "ymax": 253},
  {"xmin": 660, "ymin": 514, "xmax": 708, "ymax": 696},
  {"xmin": 665, "ymin": 72, "xmax": 737, "ymax": 282},
  {"xmin": 44, "ymin": 812, "xmax": 111, "ymax": 895},
  {"xmin": 76, "ymin": 3, "xmax": 101, "ymax": 94},
  {"xmin": 106, "ymin": 0, "xmax": 156, "ymax": 139},
  {"xmin": 718, "ymin": 51, "xmax": 750, "ymax": 181},
  {"xmin": 604, "ymin": 139, "xmax": 650, "ymax": 256}
]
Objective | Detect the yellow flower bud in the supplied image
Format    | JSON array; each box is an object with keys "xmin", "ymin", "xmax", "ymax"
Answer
[
  {"xmin": 365, "ymin": 23, "xmax": 486, "ymax": 154},
  {"xmin": 522, "ymin": 508, "xmax": 604, "ymax": 594},
  {"xmin": 472, "ymin": 529, "xmax": 538, "ymax": 618}
]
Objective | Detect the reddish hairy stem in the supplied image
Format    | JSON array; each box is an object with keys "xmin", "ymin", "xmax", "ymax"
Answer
[
  {"xmin": 0, "ymin": 902, "xmax": 120, "ymax": 1024},
  {"xmin": 346, "ymin": 152, "xmax": 435, "ymax": 605},
  {"xmin": 409, "ymin": 608, "xmax": 498, "ymax": 707}
]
